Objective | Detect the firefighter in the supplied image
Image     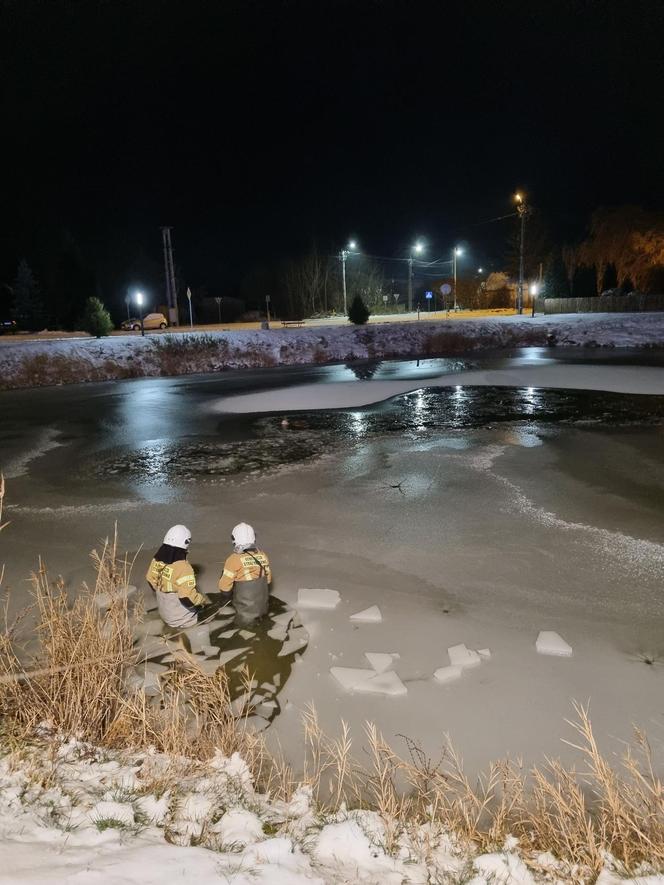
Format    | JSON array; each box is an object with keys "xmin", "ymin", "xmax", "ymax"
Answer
[
  {"xmin": 218, "ymin": 523, "xmax": 272, "ymax": 626},
  {"xmin": 146, "ymin": 525, "xmax": 210, "ymax": 628}
]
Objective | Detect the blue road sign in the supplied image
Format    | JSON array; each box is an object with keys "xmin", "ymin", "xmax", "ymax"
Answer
[{"xmin": 425, "ymin": 291, "xmax": 433, "ymax": 299}]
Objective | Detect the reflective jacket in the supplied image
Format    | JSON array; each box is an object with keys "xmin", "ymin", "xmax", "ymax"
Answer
[
  {"xmin": 146, "ymin": 557, "xmax": 207, "ymax": 628},
  {"xmin": 218, "ymin": 549, "xmax": 272, "ymax": 593}
]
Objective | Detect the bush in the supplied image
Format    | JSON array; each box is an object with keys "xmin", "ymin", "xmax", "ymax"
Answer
[
  {"xmin": 82, "ymin": 297, "xmax": 114, "ymax": 338},
  {"xmin": 348, "ymin": 294, "xmax": 370, "ymax": 325}
]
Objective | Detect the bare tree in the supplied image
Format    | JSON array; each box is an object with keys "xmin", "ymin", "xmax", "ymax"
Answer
[{"xmin": 578, "ymin": 206, "xmax": 664, "ymax": 293}]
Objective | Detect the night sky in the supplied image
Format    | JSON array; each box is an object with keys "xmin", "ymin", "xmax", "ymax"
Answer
[{"xmin": 2, "ymin": 0, "xmax": 663, "ymax": 300}]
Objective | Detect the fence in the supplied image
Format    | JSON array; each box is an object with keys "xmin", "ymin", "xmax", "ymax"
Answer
[{"xmin": 543, "ymin": 294, "xmax": 664, "ymax": 314}]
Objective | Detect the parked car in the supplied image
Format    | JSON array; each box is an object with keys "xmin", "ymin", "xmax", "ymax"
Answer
[
  {"xmin": 121, "ymin": 313, "xmax": 168, "ymax": 331},
  {"xmin": 0, "ymin": 317, "xmax": 17, "ymax": 335}
]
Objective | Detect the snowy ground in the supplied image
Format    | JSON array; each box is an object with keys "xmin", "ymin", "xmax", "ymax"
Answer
[
  {"xmin": 0, "ymin": 734, "xmax": 660, "ymax": 885},
  {"xmin": 1, "ymin": 312, "xmax": 664, "ymax": 390}
]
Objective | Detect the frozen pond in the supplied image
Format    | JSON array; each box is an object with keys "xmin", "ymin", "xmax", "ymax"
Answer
[{"xmin": 2, "ymin": 348, "xmax": 664, "ymax": 772}]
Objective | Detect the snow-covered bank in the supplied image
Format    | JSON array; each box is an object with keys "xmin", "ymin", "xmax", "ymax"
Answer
[
  {"xmin": 0, "ymin": 734, "xmax": 661, "ymax": 885},
  {"xmin": 2, "ymin": 312, "xmax": 664, "ymax": 390}
]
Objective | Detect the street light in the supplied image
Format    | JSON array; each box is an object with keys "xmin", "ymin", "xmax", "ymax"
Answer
[
  {"xmin": 408, "ymin": 241, "xmax": 425, "ymax": 312},
  {"xmin": 453, "ymin": 247, "xmax": 463, "ymax": 311},
  {"xmin": 514, "ymin": 191, "xmax": 529, "ymax": 315},
  {"xmin": 135, "ymin": 291, "xmax": 145, "ymax": 337},
  {"xmin": 340, "ymin": 240, "xmax": 360, "ymax": 316}
]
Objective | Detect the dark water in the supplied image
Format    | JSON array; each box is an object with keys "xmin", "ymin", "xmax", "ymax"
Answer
[{"xmin": 96, "ymin": 386, "xmax": 664, "ymax": 484}]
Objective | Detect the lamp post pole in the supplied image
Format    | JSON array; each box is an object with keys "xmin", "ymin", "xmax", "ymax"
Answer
[
  {"xmin": 341, "ymin": 250, "xmax": 348, "ymax": 316},
  {"xmin": 515, "ymin": 193, "xmax": 528, "ymax": 315},
  {"xmin": 453, "ymin": 247, "xmax": 463, "ymax": 311},
  {"xmin": 136, "ymin": 292, "xmax": 144, "ymax": 337},
  {"xmin": 340, "ymin": 240, "xmax": 358, "ymax": 316},
  {"xmin": 408, "ymin": 242, "xmax": 424, "ymax": 312}
]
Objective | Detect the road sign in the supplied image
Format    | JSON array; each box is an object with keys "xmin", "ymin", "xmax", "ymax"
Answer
[
  {"xmin": 425, "ymin": 291, "xmax": 433, "ymax": 300},
  {"xmin": 393, "ymin": 293, "xmax": 400, "ymax": 302},
  {"xmin": 265, "ymin": 294, "xmax": 271, "ymax": 302},
  {"xmin": 186, "ymin": 287, "xmax": 192, "ymax": 300},
  {"xmin": 440, "ymin": 283, "xmax": 451, "ymax": 295},
  {"xmin": 382, "ymin": 295, "xmax": 388, "ymax": 303}
]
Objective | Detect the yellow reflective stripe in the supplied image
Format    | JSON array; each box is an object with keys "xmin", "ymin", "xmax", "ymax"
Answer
[
  {"xmin": 222, "ymin": 569, "xmax": 235, "ymax": 578},
  {"xmin": 175, "ymin": 575, "xmax": 195, "ymax": 586}
]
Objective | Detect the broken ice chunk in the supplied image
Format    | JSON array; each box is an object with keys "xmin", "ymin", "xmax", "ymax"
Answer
[
  {"xmin": 434, "ymin": 665, "xmax": 463, "ymax": 684},
  {"xmin": 271, "ymin": 610, "xmax": 295, "ymax": 626},
  {"xmin": 184, "ymin": 624, "xmax": 211, "ymax": 654},
  {"xmin": 477, "ymin": 648, "xmax": 492, "ymax": 660},
  {"xmin": 278, "ymin": 635, "xmax": 309, "ymax": 657},
  {"xmin": 330, "ymin": 667, "xmax": 376, "ymax": 691},
  {"xmin": 350, "ymin": 605, "xmax": 382, "ymax": 623},
  {"xmin": 354, "ymin": 671, "xmax": 407, "ymax": 697},
  {"xmin": 219, "ymin": 628, "xmax": 238, "ymax": 639},
  {"xmin": 447, "ymin": 644, "xmax": 481, "ymax": 669},
  {"xmin": 536, "ymin": 631, "xmax": 572, "ymax": 657},
  {"xmin": 218, "ymin": 646, "xmax": 251, "ymax": 666},
  {"xmin": 297, "ymin": 588, "xmax": 341, "ymax": 609},
  {"xmin": 364, "ymin": 652, "xmax": 394, "ymax": 673},
  {"xmin": 238, "ymin": 629, "xmax": 256, "ymax": 640}
]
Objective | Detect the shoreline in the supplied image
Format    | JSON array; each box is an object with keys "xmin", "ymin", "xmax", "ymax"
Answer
[{"xmin": 2, "ymin": 312, "xmax": 664, "ymax": 391}]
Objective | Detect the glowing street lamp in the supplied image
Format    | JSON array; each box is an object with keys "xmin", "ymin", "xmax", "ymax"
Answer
[
  {"xmin": 453, "ymin": 247, "xmax": 463, "ymax": 310},
  {"xmin": 135, "ymin": 291, "xmax": 145, "ymax": 337},
  {"xmin": 408, "ymin": 241, "xmax": 425, "ymax": 311},
  {"xmin": 340, "ymin": 240, "xmax": 360, "ymax": 316},
  {"xmin": 514, "ymin": 191, "xmax": 529, "ymax": 314}
]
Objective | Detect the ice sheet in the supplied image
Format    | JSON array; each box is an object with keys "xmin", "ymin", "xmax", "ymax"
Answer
[
  {"xmin": 350, "ymin": 605, "xmax": 382, "ymax": 623},
  {"xmin": 297, "ymin": 588, "xmax": 341, "ymax": 609},
  {"xmin": 536, "ymin": 631, "xmax": 573, "ymax": 657},
  {"xmin": 364, "ymin": 652, "xmax": 394, "ymax": 673},
  {"xmin": 448, "ymin": 643, "xmax": 481, "ymax": 669}
]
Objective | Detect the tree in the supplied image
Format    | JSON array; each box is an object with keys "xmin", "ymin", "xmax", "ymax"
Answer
[
  {"xmin": 543, "ymin": 249, "xmax": 569, "ymax": 298},
  {"xmin": 577, "ymin": 206, "xmax": 664, "ymax": 293},
  {"xmin": 82, "ymin": 297, "xmax": 113, "ymax": 337},
  {"xmin": 283, "ymin": 248, "xmax": 332, "ymax": 318},
  {"xmin": 12, "ymin": 259, "xmax": 45, "ymax": 330},
  {"xmin": 348, "ymin": 294, "xmax": 370, "ymax": 325}
]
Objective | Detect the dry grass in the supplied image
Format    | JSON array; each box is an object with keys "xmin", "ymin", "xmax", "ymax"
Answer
[{"xmin": 0, "ymin": 494, "xmax": 662, "ymax": 874}]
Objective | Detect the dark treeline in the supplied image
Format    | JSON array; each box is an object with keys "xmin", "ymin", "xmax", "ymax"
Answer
[{"xmin": 2, "ymin": 206, "xmax": 663, "ymax": 330}]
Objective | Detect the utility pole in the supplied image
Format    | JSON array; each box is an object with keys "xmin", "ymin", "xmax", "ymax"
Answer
[
  {"xmin": 161, "ymin": 227, "xmax": 179, "ymax": 325},
  {"xmin": 452, "ymin": 247, "xmax": 463, "ymax": 311},
  {"xmin": 515, "ymin": 194, "xmax": 528, "ymax": 315},
  {"xmin": 341, "ymin": 250, "xmax": 348, "ymax": 316},
  {"xmin": 407, "ymin": 256, "xmax": 413, "ymax": 312}
]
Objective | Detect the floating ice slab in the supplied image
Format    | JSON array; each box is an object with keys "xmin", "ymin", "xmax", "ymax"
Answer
[
  {"xmin": 271, "ymin": 610, "xmax": 295, "ymax": 626},
  {"xmin": 350, "ymin": 605, "xmax": 382, "ymax": 623},
  {"xmin": 184, "ymin": 624, "xmax": 211, "ymax": 654},
  {"xmin": 267, "ymin": 625, "xmax": 288, "ymax": 641},
  {"xmin": 203, "ymin": 645, "xmax": 218, "ymax": 658},
  {"xmin": 218, "ymin": 646, "xmax": 250, "ymax": 666},
  {"xmin": 278, "ymin": 635, "xmax": 309, "ymax": 657},
  {"xmin": 364, "ymin": 652, "xmax": 394, "ymax": 673},
  {"xmin": 238, "ymin": 629, "xmax": 256, "ymax": 640},
  {"xmin": 219, "ymin": 629, "xmax": 238, "ymax": 639},
  {"xmin": 355, "ymin": 671, "xmax": 407, "ymax": 697},
  {"xmin": 297, "ymin": 588, "xmax": 341, "ymax": 609},
  {"xmin": 477, "ymin": 648, "xmax": 492, "ymax": 660},
  {"xmin": 434, "ymin": 665, "xmax": 463, "ymax": 684},
  {"xmin": 536, "ymin": 631, "xmax": 573, "ymax": 657},
  {"xmin": 330, "ymin": 667, "xmax": 376, "ymax": 691},
  {"xmin": 448, "ymin": 643, "xmax": 481, "ymax": 669}
]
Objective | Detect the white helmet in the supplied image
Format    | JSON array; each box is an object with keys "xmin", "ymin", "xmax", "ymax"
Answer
[
  {"xmin": 163, "ymin": 524, "xmax": 191, "ymax": 549},
  {"xmin": 232, "ymin": 522, "xmax": 255, "ymax": 549}
]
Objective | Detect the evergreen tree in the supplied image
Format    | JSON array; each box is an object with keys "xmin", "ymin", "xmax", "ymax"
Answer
[
  {"xmin": 12, "ymin": 259, "xmax": 45, "ymax": 330},
  {"xmin": 543, "ymin": 250, "xmax": 569, "ymax": 298},
  {"xmin": 82, "ymin": 297, "xmax": 113, "ymax": 337},
  {"xmin": 348, "ymin": 294, "xmax": 370, "ymax": 325}
]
